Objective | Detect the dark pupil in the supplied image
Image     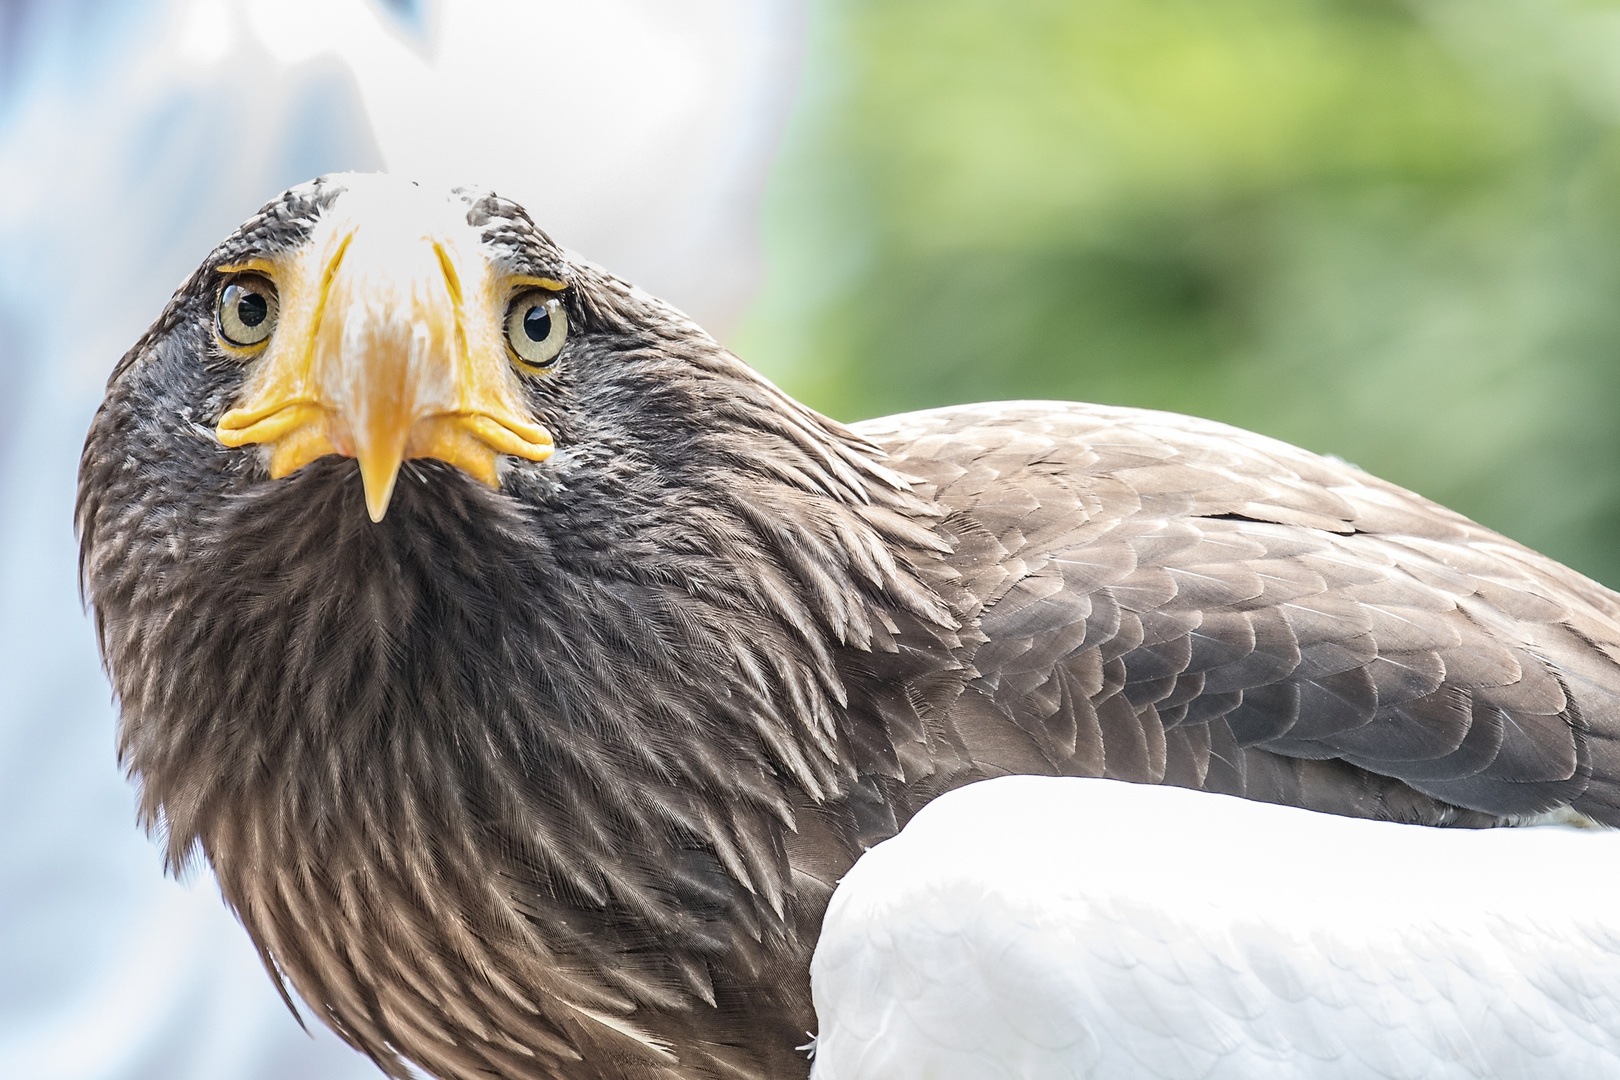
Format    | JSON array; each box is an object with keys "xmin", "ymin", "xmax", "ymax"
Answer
[
  {"xmin": 523, "ymin": 304, "xmax": 551, "ymax": 342},
  {"xmin": 237, "ymin": 291, "xmax": 268, "ymax": 327}
]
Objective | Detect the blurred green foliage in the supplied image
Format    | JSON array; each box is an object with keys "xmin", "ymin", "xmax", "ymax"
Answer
[{"xmin": 737, "ymin": 0, "xmax": 1620, "ymax": 585}]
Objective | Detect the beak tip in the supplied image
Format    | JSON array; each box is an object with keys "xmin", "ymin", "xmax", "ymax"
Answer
[
  {"xmin": 358, "ymin": 457, "xmax": 401, "ymax": 523},
  {"xmin": 363, "ymin": 479, "xmax": 396, "ymax": 523}
]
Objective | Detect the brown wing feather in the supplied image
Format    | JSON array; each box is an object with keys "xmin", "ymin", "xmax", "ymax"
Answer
[{"xmin": 859, "ymin": 401, "xmax": 1620, "ymax": 826}]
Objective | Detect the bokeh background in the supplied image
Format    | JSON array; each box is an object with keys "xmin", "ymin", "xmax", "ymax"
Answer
[{"xmin": 6, "ymin": 0, "xmax": 1620, "ymax": 1076}]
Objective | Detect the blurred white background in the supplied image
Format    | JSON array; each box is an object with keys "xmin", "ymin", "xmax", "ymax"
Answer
[{"xmin": 0, "ymin": 1, "xmax": 803, "ymax": 1075}]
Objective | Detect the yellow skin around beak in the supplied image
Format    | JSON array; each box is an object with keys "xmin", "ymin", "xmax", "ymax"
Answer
[{"xmin": 215, "ymin": 202, "xmax": 555, "ymax": 522}]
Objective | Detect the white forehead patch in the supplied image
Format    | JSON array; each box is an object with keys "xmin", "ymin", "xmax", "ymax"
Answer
[{"xmin": 312, "ymin": 172, "xmax": 487, "ymax": 260}]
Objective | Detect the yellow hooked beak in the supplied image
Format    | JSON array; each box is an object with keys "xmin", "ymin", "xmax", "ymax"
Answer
[{"xmin": 215, "ymin": 186, "xmax": 556, "ymax": 522}]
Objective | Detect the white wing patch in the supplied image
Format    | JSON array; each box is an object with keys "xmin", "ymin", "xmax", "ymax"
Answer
[{"xmin": 809, "ymin": 776, "xmax": 1620, "ymax": 1079}]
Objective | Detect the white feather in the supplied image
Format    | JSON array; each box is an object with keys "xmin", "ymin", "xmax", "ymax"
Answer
[{"xmin": 809, "ymin": 776, "xmax": 1620, "ymax": 1079}]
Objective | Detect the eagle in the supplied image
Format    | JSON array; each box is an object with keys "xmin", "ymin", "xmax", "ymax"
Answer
[{"xmin": 76, "ymin": 173, "xmax": 1620, "ymax": 1080}]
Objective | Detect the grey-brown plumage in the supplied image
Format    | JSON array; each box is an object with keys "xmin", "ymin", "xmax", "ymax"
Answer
[{"xmin": 76, "ymin": 175, "xmax": 1620, "ymax": 1080}]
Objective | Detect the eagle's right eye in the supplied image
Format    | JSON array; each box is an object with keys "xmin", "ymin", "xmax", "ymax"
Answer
[{"xmin": 217, "ymin": 275, "xmax": 280, "ymax": 349}]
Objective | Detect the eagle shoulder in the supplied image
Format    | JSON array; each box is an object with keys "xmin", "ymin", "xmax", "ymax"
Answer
[{"xmin": 856, "ymin": 401, "xmax": 1620, "ymax": 826}]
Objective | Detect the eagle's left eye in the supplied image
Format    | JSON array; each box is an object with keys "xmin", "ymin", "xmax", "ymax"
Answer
[
  {"xmin": 217, "ymin": 275, "xmax": 280, "ymax": 349},
  {"xmin": 504, "ymin": 291, "xmax": 567, "ymax": 371}
]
